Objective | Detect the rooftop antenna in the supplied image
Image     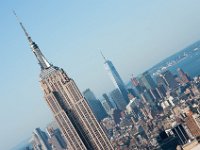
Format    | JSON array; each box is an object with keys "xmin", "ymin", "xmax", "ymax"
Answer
[
  {"xmin": 13, "ymin": 10, "xmax": 51, "ymax": 70},
  {"xmin": 13, "ymin": 10, "xmax": 32, "ymax": 43},
  {"xmin": 99, "ymin": 49, "xmax": 107, "ymax": 61}
]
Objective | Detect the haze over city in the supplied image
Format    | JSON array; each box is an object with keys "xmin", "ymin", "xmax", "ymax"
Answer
[{"xmin": 1, "ymin": 1, "xmax": 200, "ymax": 150}]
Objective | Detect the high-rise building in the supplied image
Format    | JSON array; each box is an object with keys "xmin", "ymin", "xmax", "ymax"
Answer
[
  {"xmin": 161, "ymin": 70, "xmax": 178, "ymax": 90},
  {"xmin": 156, "ymin": 85, "xmax": 167, "ymax": 98},
  {"xmin": 140, "ymin": 89, "xmax": 155, "ymax": 106},
  {"xmin": 15, "ymin": 13, "xmax": 113, "ymax": 150},
  {"xmin": 101, "ymin": 94, "xmax": 114, "ymax": 116},
  {"xmin": 110, "ymin": 89, "xmax": 127, "ymax": 110},
  {"xmin": 185, "ymin": 114, "xmax": 200, "ymax": 137},
  {"xmin": 156, "ymin": 130, "xmax": 180, "ymax": 150},
  {"xmin": 32, "ymin": 128, "xmax": 51, "ymax": 150},
  {"xmin": 149, "ymin": 88, "xmax": 161, "ymax": 101},
  {"xmin": 46, "ymin": 127, "xmax": 67, "ymax": 149},
  {"xmin": 101, "ymin": 100, "xmax": 113, "ymax": 116},
  {"xmin": 171, "ymin": 124, "xmax": 189, "ymax": 145},
  {"xmin": 102, "ymin": 93, "xmax": 114, "ymax": 109},
  {"xmin": 83, "ymin": 89, "xmax": 108, "ymax": 122},
  {"xmin": 140, "ymin": 71, "xmax": 157, "ymax": 90},
  {"xmin": 156, "ymin": 74, "xmax": 167, "ymax": 88},
  {"xmin": 177, "ymin": 68, "xmax": 190, "ymax": 84},
  {"xmin": 126, "ymin": 97, "xmax": 143, "ymax": 122},
  {"xmin": 131, "ymin": 76, "xmax": 145, "ymax": 94},
  {"xmin": 101, "ymin": 52, "xmax": 129, "ymax": 104}
]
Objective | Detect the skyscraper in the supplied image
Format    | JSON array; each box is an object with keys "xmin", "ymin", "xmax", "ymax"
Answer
[
  {"xmin": 15, "ymin": 12, "xmax": 113, "ymax": 150},
  {"xmin": 32, "ymin": 128, "xmax": 51, "ymax": 150},
  {"xmin": 177, "ymin": 68, "xmax": 190, "ymax": 84},
  {"xmin": 101, "ymin": 52, "xmax": 129, "ymax": 105},
  {"xmin": 110, "ymin": 88, "xmax": 127, "ymax": 110},
  {"xmin": 46, "ymin": 127, "xmax": 67, "ymax": 149},
  {"xmin": 101, "ymin": 100, "xmax": 113, "ymax": 116},
  {"xmin": 83, "ymin": 89, "xmax": 108, "ymax": 122},
  {"xmin": 161, "ymin": 70, "xmax": 178, "ymax": 90},
  {"xmin": 140, "ymin": 71, "xmax": 157, "ymax": 90},
  {"xmin": 171, "ymin": 124, "xmax": 189, "ymax": 145},
  {"xmin": 131, "ymin": 76, "xmax": 145, "ymax": 94},
  {"xmin": 102, "ymin": 93, "xmax": 114, "ymax": 109}
]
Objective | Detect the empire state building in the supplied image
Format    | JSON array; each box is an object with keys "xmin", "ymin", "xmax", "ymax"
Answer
[{"xmin": 14, "ymin": 12, "xmax": 113, "ymax": 150}]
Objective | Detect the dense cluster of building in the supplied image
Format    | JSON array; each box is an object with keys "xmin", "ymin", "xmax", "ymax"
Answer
[
  {"xmin": 25, "ymin": 52, "xmax": 200, "ymax": 150},
  {"xmin": 16, "ymin": 13, "xmax": 200, "ymax": 150},
  {"xmin": 26, "ymin": 123, "xmax": 67, "ymax": 150},
  {"xmin": 92, "ymin": 56, "xmax": 200, "ymax": 150}
]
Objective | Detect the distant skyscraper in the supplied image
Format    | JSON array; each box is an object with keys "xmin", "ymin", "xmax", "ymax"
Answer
[
  {"xmin": 156, "ymin": 75, "xmax": 168, "ymax": 89},
  {"xmin": 149, "ymin": 88, "xmax": 161, "ymax": 101},
  {"xmin": 156, "ymin": 85, "xmax": 167, "ymax": 98},
  {"xmin": 101, "ymin": 93, "xmax": 114, "ymax": 115},
  {"xmin": 32, "ymin": 128, "xmax": 51, "ymax": 150},
  {"xmin": 161, "ymin": 70, "xmax": 178, "ymax": 90},
  {"xmin": 140, "ymin": 90, "xmax": 155, "ymax": 106},
  {"xmin": 15, "ymin": 12, "xmax": 113, "ymax": 150},
  {"xmin": 101, "ymin": 100, "xmax": 113, "ymax": 116},
  {"xmin": 46, "ymin": 127, "xmax": 67, "ymax": 149},
  {"xmin": 110, "ymin": 89, "xmax": 127, "ymax": 110},
  {"xmin": 83, "ymin": 89, "xmax": 108, "ymax": 121},
  {"xmin": 177, "ymin": 68, "xmax": 190, "ymax": 84},
  {"xmin": 131, "ymin": 76, "xmax": 145, "ymax": 94},
  {"xmin": 140, "ymin": 71, "xmax": 157, "ymax": 90},
  {"xmin": 101, "ymin": 52, "xmax": 129, "ymax": 105},
  {"xmin": 102, "ymin": 93, "xmax": 114, "ymax": 109}
]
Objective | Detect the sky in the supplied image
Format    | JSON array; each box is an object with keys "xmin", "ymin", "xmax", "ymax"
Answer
[{"xmin": 1, "ymin": 0, "xmax": 200, "ymax": 149}]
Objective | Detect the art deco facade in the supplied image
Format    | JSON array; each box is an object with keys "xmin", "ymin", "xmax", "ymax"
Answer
[{"xmin": 15, "ymin": 12, "xmax": 113, "ymax": 150}]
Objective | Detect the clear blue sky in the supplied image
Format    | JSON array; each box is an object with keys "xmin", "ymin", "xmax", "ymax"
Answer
[{"xmin": 1, "ymin": 0, "xmax": 200, "ymax": 149}]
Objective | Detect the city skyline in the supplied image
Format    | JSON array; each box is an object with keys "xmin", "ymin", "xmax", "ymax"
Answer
[{"xmin": 2, "ymin": 1, "xmax": 200, "ymax": 149}]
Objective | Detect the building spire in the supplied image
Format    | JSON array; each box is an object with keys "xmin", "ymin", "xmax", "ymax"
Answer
[
  {"xmin": 100, "ymin": 50, "xmax": 107, "ymax": 62},
  {"xmin": 13, "ymin": 11, "xmax": 51, "ymax": 70}
]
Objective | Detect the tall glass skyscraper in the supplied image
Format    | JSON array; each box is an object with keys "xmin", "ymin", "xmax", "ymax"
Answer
[
  {"xmin": 101, "ymin": 52, "xmax": 129, "ymax": 105},
  {"xmin": 140, "ymin": 71, "xmax": 157, "ymax": 90},
  {"xmin": 83, "ymin": 89, "xmax": 108, "ymax": 122},
  {"xmin": 15, "ymin": 12, "xmax": 113, "ymax": 150}
]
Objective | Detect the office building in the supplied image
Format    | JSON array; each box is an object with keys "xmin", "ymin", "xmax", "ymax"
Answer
[
  {"xmin": 171, "ymin": 124, "xmax": 189, "ymax": 145},
  {"xmin": 102, "ymin": 93, "xmax": 114, "ymax": 109},
  {"xmin": 32, "ymin": 128, "xmax": 51, "ymax": 150},
  {"xmin": 140, "ymin": 71, "xmax": 157, "ymax": 90},
  {"xmin": 177, "ymin": 68, "xmax": 190, "ymax": 84},
  {"xmin": 110, "ymin": 89, "xmax": 127, "ymax": 110},
  {"xmin": 185, "ymin": 114, "xmax": 200, "ymax": 137},
  {"xmin": 46, "ymin": 127, "xmax": 67, "ymax": 150},
  {"xmin": 161, "ymin": 70, "xmax": 178, "ymax": 90},
  {"xmin": 131, "ymin": 76, "xmax": 145, "ymax": 94},
  {"xmin": 101, "ymin": 52, "xmax": 129, "ymax": 104},
  {"xmin": 16, "ymin": 14, "xmax": 113, "ymax": 150},
  {"xmin": 101, "ymin": 100, "xmax": 113, "ymax": 116},
  {"xmin": 156, "ymin": 130, "xmax": 180, "ymax": 150},
  {"xmin": 140, "ymin": 89, "xmax": 155, "ymax": 106},
  {"xmin": 156, "ymin": 85, "xmax": 167, "ymax": 98},
  {"xmin": 83, "ymin": 89, "xmax": 108, "ymax": 121}
]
